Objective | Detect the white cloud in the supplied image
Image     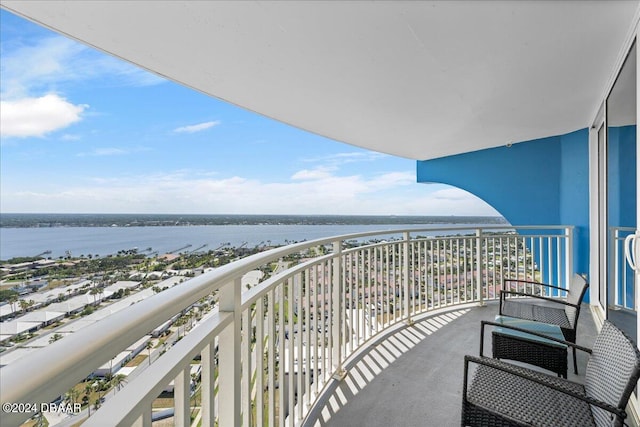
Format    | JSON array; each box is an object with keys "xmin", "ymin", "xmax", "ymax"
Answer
[
  {"xmin": 406, "ymin": 186, "xmax": 501, "ymax": 216},
  {"xmin": 78, "ymin": 148, "xmax": 127, "ymax": 157},
  {"xmin": 174, "ymin": 121, "xmax": 221, "ymax": 134},
  {"xmin": 291, "ymin": 167, "xmax": 335, "ymax": 180},
  {"xmin": 368, "ymin": 172, "xmax": 415, "ymax": 189},
  {"xmin": 77, "ymin": 146, "xmax": 152, "ymax": 157},
  {"xmin": 303, "ymin": 151, "xmax": 387, "ymax": 165},
  {"xmin": 0, "ymin": 94, "xmax": 87, "ymax": 138},
  {"xmin": 1, "ymin": 35, "xmax": 164, "ymax": 98},
  {"xmin": 1, "ymin": 169, "xmax": 500, "ymax": 216}
]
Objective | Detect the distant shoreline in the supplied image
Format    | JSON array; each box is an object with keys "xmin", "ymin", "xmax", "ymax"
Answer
[{"xmin": 0, "ymin": 213, "xmax": 507, "ymax": 228}]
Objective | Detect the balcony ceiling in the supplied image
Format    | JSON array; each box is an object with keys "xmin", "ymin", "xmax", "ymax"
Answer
[{"xmin": 2, "ymin": 1, "xmax": 638, "ymax": 160}]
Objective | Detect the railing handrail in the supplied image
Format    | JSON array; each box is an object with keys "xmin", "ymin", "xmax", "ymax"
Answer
[
  {"xmin": 0, "ymin": 224, "xmax": 575, "ymax": 426},
  {"xmin": 84, "ymin": 310, "xmax": 232, "ymax": 426},
  {"xmin": 609, "ymin": 226, "xmax": 636, "ymax": 233}
]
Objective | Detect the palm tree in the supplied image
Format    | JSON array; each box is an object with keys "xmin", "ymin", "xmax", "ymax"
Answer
[
  {"xmin": 84, "ymin": 383, "xmax": 92, "ymax": 416},
  {"xmin": 146, "ymin": 341, "xmax": 154, "ymax": 365},
  {"xmin": 89, "ymin": 287, "xmax": 99, "ymax": 304},
  {"xmin": 83, "ymin": 394, "xmax": 90, "ymax": 416},
  {"xmin": 8, "ymin": 294, "xmax": 18, "ymax": 314},
  {"xmin": 111, "ymin": 374, "xmax": 127, "ymax": 395},
  {"xmin": 18, "ymin": 299, "xmax": 29, "ymax": 314},
  {"xmin": 33, "ymin": 411, "xmax": 46, "ymax": 427},
  {"xmin": 65, "ymin": 388, "xmax": 80, "ymax": 405}
]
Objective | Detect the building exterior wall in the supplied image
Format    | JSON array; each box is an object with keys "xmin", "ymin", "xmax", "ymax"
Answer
[{"xmin": 417, "ymin": 128, "xmax": 590, "ymax": 285}]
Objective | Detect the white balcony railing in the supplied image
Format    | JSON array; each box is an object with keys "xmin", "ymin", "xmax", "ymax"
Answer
[
  {"xmin": 611, "ymin": 226, "xmax": 637, "ymax": 310},
  {"xmin": 0, "ymin": 225, "xmax": 575, "ymax": 427}
]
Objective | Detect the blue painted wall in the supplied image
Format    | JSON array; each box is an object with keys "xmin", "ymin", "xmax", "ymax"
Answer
[
  {"xmin": 416, "ymin": 128, "xmax": 591, "ymax": 283},
  {"xmin": 607, "ymin": 125, "xmax": 637, "ymax": 229}
]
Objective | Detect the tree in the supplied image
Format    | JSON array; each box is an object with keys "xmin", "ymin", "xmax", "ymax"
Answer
[
  {"xmin": 65, "ymin": 388, "xmax": 80, "ymax": 405},
  {"xmin": 83, "ymin": 383, "xmax": 92, "ymax": 416},
  {"xmin": 0, "ymin": 289, "xmax": 19, "ymax": 303},
  {"xmin": 7, "ymin": 293, "xmax": 19, "ymax": 314},
  {"xmin": 89, "ymin": 287, "xmax": 100, "ymax": 303},
  {"xmin": 49, "ymin": 333, "xmax": 63, "ymax": 344},
  {"xmin": 146, "ymin": 341, "xmax": 154, "ymax": 365},
  {"xmin": 111, "ymin": 374, "xmax": 127, "ymax": 394},
  {"xmin": 18, "ymin": 299, "xmax": 30, "ymax": 313}
]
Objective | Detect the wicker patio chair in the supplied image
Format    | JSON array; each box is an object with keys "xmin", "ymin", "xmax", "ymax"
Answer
[
  {"xmin": 461, "ymin": 320, "xmax": 640, "ymax": 427},
  {"xmin": 499, "ymin": 273, "xmax": 589, "ymax": 374}
]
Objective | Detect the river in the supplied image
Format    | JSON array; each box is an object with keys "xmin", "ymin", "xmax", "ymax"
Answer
[{"xmin": 0, "ymin": 222, "xmax": 500, "ymax": 260}]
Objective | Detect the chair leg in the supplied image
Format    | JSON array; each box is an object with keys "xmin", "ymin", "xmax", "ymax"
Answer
[{"xmin": 563, "ymin": 329, "xmax": 579, "ymax": 375}]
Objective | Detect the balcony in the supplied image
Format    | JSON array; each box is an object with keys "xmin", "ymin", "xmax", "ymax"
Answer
[
  {"xmin": 2, "ymin": 224, "xmax": 620, "ymax": 427},
  {"xmin": 307, "ymin": 300, "xmax": 598, "ymax": 427},
  {"xmin": 0, "ymin": 2, "xmax": 637, "ymax": 425}
]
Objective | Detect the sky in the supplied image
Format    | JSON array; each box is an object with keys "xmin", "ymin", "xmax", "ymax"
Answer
[{"xmin": 0, "ymin": 10, "xmax": 499, "ymax": 217}]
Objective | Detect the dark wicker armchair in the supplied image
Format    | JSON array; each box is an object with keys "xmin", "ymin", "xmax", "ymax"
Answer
[
  {"xmin": 499, "ymin": 273, "xmax": 589, "ymax": 374},
  {"xmin": 461, "ymin": 320, "xmax": 640, "ymax": 427}
]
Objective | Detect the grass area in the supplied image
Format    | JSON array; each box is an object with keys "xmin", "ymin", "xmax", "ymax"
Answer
[
  {"xmin": 21, "ymin": 417, "xmax": 49, "ymax": 427},
  {"xmin": 0, "ymin": 281, "xmax": 23, "ymax": 289},
  {"xmin": 151, "ymin": 394, "xmax": 201, "ymax": 409},
  {"xmin": 42, "ymin": 321, "xmax": 63, "ymax": 330},
  {"xmin": 152, "ymin": 396, "xmax": 174, "ymax": 409},
  {"xmin": 45, "ymin": 279, "xmax": 75, "ymax": 290},
  {"xmin": 61, "ymin": 381, "xmax": 107, "ymax": 418},
  {"xmin": 125, "ymin": 354, "xmax": 148, "ymax": 367}
]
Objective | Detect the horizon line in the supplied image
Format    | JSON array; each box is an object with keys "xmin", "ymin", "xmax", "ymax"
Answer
[{"xmin": 0, "ymin": 212, "xmax": 505, "ymax": 217}]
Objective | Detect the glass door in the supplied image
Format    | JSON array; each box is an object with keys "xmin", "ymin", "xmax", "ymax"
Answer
[{"xmin": 606, "ymin": 41, "xmax": 637, "ymax": 344}]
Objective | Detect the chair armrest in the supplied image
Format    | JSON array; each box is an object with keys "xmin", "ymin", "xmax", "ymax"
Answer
[
  {"xmin": 499, "ymin": 290, "xmax": 579, "ymax": 308},
  {"xmin": 503, "ymin": 279, "xmax": 566, "ymax": 293},
  {"xmin": 479, "ymin": 320, "xmax": 592, "ymax": 357},
  {"xmin": 463, "ymin": 355, "xmax": 624, "ymax": 419}
]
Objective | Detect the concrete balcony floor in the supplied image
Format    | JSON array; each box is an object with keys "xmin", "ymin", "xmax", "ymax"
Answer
[{"xmin": 305, "ymin": 301, "xmax": 598, "ymax": 427}]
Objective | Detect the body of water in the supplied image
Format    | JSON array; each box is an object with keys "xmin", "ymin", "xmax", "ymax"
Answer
[{"xmin": 0, "ymin": 222, "xmax": 506, "ymax": 260}]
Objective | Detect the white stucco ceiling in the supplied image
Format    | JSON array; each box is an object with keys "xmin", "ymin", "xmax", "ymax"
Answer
[{"xmin": 2, "ymin": 1, "xmax": 638, "ymax": 160}]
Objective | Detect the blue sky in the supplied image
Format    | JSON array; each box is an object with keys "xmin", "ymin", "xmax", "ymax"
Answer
[{"xmin": 0, "ymin": 10, "xmax": 498, "ymax": 216}]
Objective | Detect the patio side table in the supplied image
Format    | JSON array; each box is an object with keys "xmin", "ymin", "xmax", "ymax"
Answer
[{"xmin": 492, "ymin": 315, "xmax": 568, "ymax": 378}]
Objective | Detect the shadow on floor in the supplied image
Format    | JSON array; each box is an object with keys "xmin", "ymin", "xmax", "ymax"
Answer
[{"xmin": 305, "ymin": 302, "xmax": 597, "ymax": 427}]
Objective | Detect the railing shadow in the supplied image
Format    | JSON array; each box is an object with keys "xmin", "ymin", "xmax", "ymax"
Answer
[{"xmin": 305, "ymin": 308, "xmax": 471, "ymax": 426}]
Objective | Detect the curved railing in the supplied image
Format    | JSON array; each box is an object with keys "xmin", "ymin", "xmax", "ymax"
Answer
[
  {"xmin": 0, "ymin": 225, "xmax": 574, "ymax": 426},
  {"xmin": 610, "ymin": 226, "xmax": 637, "ymax": 310}
]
